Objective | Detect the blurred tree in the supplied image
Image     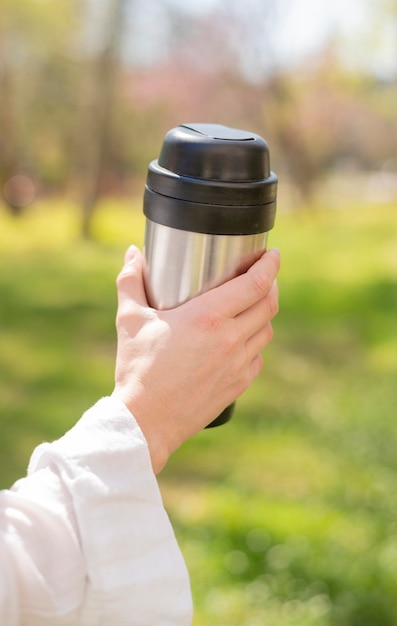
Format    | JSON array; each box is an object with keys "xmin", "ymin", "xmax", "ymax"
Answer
[
  {"xmin": 262, "ymin": 55, "xmax": 397, "ymax": 204},
  {"xmin": 123, "ymin": 0, "xmax": 397, "ymax": 206},
  {"xmin": 0, "ymin": 0, "xmax": 78, "ymax": 213},
  {"xmin": 1, "ymin": 0, "xmax": 396, "ymax": 224},
  {"xmin": 72, "ymin": 0, "xmax": 127, "ymax": 239},
  {"xmin": 0, "ymin": 8, "xmax": 19, "ymax": 214}
]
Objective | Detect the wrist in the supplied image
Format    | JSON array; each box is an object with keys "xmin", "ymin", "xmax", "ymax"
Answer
[{"xmin": 111, "ymin": 389, "xmax": 171, "ymax": 475}]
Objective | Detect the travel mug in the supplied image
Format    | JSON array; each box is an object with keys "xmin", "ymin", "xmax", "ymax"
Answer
[{"xmin": 142, "ymin": 123, "xmax": 277, "ymax": 427}]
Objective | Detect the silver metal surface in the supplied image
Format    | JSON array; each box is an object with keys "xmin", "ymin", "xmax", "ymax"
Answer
[{"xmin": 143, "ymin": 219, "xmax": 268, "ymax": 309}]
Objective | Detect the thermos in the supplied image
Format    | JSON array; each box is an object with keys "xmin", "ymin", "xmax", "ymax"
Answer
[{"xmin": 142, "ymin": 123, "xmax": 277, "ymax": 427}]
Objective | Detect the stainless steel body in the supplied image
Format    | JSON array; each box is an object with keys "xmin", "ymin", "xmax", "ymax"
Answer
[{"xmin": 144, "ymin": 219, "xmax": 268, "ymax": 310}]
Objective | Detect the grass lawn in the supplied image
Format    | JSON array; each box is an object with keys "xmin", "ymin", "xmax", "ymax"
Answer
[{"xmin": 0, "ymin": 198, "xmax": 396, "ymax": 625}]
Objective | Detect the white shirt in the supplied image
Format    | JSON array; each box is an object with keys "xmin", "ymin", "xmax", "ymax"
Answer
[{"xmin": 0, "ymin": 397, "xmax": 193, "ymax": 626}]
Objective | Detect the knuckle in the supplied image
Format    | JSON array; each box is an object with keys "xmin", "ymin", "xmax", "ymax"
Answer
[
  {"xmin": 265, "ymin": 322, "xmax": 274, "ymax": 343},
  {"xmin": 241, "ymin": 367, "xmax": 253, "ymax": 390},
  {"xmin": 256, "ymin": 352, "xmax": 264, "ymax": 372},
  {"xmin": 250, "ymin": 269, "xmax": 272, "ymax": 298},
  {"xmin": 115, "ymin": 298, "xmax": 141, "ymax": 329},
  {"xmin": 234, "ymin": 365, "xmax": 253, "ymax": 397},
  {"xmin": 116, "ymin": 267, "xmax": 134, "ymax": 288},
  {"xmin": 256, "ymin": 322, "xmax": 274, "ymax": 350},
  {"xmin": 268, "ymin": 294, "xmax": 279, "ymax": 318},
  {"xmin": 115, "ymin": 309, "xmax": 128, "ymax": 330},
  {"xmin": 229, "ymin": 348, "xmax": 250, "ymax": 387},
  {"xmin": 116, "ymin": 271, "xmax": 129, "ymax": 292},
  {"xmin": 195, "ymin": 306, "xmax": 223, "ymax": 334},
  {"xmin": 116, "ymin": 261, "xmax": 142, "ymax": 292},
  {"xmin": 222, "ymin": 330, "xmax": 239, "ymax": 356},
  {"xmin": 250, "ymin": 354, "xmax": 264, "ymax": 380},
  {"xmin": 228, "ymin": 370, "xmax": 247, "ymax": 399}
]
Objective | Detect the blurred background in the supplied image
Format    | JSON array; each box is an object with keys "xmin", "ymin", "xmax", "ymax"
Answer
[{"xmin": 0, "ymin": 1, "xmax": 396, "ymax": 624}]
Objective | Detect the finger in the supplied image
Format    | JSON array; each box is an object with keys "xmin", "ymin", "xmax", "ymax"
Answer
[
  {"xmin": 202, "ymin": 248, "xmax": 280, "ymax": 319},
  {"xmin": 249, "ymin": 352, "xmax": 264, "ymax": 381},
  {"xmin": 124, "ymin": 244, "xmax": 139, "ymax": 264},
  {"xmin": 236, "ymin": 279, "xmax": 279, "ymax": 340},
  {"xmin": 245, "ymin": 321, "xmax": 274, "ymax": 361},
  {"xmin": 270, "ymin": 277, "xmax": 279, "ymax": 307},
  {"xmin": 116, "ymin": 246, "xmax": 148, "ymax": 311}
]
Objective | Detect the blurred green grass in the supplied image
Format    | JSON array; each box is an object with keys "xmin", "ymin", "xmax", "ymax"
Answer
[{"xmin": 0, "ymin": 199, "xmax": 396, "ymax": 626}]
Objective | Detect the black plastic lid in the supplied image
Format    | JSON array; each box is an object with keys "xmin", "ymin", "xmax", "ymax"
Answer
[{"xmin": 143, "ymin": 123, "xmax": 277, "ymax": 235}]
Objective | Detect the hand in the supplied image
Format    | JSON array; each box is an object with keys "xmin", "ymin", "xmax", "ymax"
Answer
[{"xmin": 112, "ymin": 245, "xmax": 280, "ymax": 474}]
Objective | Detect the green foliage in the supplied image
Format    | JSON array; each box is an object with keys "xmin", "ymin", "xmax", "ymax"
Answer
[{"xmin": 0, "ymin": 200, "xmax": 396, "ymax": 625}]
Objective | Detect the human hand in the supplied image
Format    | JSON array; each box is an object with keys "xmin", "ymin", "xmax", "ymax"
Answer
[{"xmin": 112, "ymin": 245, "xmax": 280, "ymax": 474}]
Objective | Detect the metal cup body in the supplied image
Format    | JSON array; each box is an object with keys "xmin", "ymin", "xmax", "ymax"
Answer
[
  {"xmin": 143, "ymin": 219, "xmax": 269, "ymax": 428},
  {"xmin": 143, "ymin": 219, "xmax": 268, "ymax": 310}
]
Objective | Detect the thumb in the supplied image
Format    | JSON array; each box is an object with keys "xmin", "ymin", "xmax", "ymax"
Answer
[{"xmin": 116, "ymin": 245, "xmax": 149, "ymax": 310}]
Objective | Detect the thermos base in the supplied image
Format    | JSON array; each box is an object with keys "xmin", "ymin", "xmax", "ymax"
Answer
[{"xmin": 205, "ymin": 402, "xmax": 235, "ymax": 428}]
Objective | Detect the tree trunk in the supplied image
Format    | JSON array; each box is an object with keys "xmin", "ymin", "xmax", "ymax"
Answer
[
  {"xmin": 0, "ymin": 13, "xmax": 20, "ymax": 215},
  {"xmin": 74, "ymin": 0, "xmax": 126, "ymax": 239}
]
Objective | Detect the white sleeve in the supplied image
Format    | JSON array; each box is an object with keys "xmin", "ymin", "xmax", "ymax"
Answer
[{"xmin": 0, "ymin": 397, "xmax": 193, "ymax": 626}]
